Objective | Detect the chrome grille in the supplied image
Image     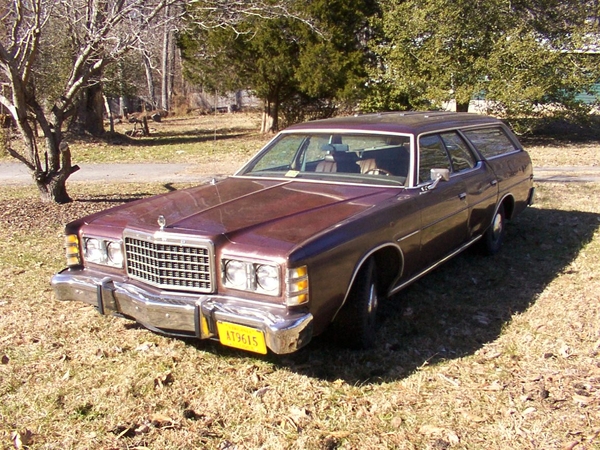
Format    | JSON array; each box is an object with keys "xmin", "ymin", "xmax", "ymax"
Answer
[{"xmin": 124, "ymin": 231, "xmax": 214, "ymax": 293}]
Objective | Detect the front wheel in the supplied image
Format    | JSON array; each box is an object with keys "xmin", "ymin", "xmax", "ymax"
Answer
[
  {"xmin": 332, "ymin": 258, "xmax": 380, "ymax": 349},
  {"xmin": 481, "ymin": 203, "xmax": 506, "ymax": 255}
]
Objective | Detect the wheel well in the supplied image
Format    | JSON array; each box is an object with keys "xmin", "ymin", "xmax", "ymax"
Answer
[
  {"xmin": 371, "ymin": 246, "xmax": 402, "ymax": 296},
  {"xmin": 501, "ymin": 195, "xmax": 515, "ymax": 219}
]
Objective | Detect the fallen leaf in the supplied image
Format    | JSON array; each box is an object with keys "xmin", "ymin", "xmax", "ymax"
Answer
[
  {"xmin": 11, "ymin": 429, "xmax": 33, "ymax": 449},
  {"xmin": 482, "ymin": 380, "xmax": 504, "ymax": 391},
  {"xmin": 447, "ymin": 430, "xmax": 460, "ymax": 444},
  {"xmin": 253, "ymin": 386, "xmax": 270, "ymax": 398},
  {"xmin": 328, "ymin": 431, "xmax": 351, "ymax": 439},
  {"xmin": 419, "ymin": 425, "xmax": 443, "ymax": 436},
  {"xmin": 135, "ymin": 424, "xmax": 151, "ymax": 434},
  {"xmin": 573, "ymin": 394, "xmax": 593, "ymax": 405},
  {"xmin": 419, "ymin": 425, "xmax": 460, "ymax": 444},
  {"xmin": 457, "ymin": 409, "xmax": 487, "ymax": 423},
  {"xmin": 150, "ymin": 413, "xmax": 175, "ymax": 428},
  {"xmin": 289, "ymin": 406, "xmax": 311, "ymax": 426},
  {"xmin": 560, "ymin": 343, "xmax": 574, "ymax": 358},
  {"xmin": 135, "ymin": 342, "xmax": 155, "ymax": 352},
  {"xmin": 438, "ymin": 373, "xmax": 460, "ymax": 387},
  {"xmin": 154, "ymin": 371, "xmax": 174, "ymax": 389},
  {"xmin": 391, "ymin": 416, "xmax": 403, "ymax": 428}
]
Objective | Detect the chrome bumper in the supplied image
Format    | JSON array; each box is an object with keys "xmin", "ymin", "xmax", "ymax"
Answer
[{"xmin": 51, "ymin": 269, "xmax": 313, "ymax": 355}]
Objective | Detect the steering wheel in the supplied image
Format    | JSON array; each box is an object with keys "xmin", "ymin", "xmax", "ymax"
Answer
[{"xmin": 365, "ymin": 168, "xmax": 391, "ymax": 176}]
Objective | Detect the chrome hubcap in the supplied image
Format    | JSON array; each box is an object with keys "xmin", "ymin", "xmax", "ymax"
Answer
[
  {"xmin": 367, "ymin": 282, "xmax": 378, "ymax": 315},
  {"xmin": 492, "ymin": 212, "xmax": 503, "ymax": 240}
]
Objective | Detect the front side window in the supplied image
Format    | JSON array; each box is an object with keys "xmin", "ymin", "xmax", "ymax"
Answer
[
  {"xmin": 418, "ymin": 135, "xmax": 451, "ymax": 183},
  {"xmin": 462, "ymin": 127, "xmax": 518, "ymax": 159},
  {"xmin": 249, "ymin": 135, "xmax": 308, "ymax": 173}
]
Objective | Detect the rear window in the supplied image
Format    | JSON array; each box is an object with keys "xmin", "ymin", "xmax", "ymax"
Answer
[{"xmin": 462, "ymin": 127, "xmax": 518, "ymax": 159}]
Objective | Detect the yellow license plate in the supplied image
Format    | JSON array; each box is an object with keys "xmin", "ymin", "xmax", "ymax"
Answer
[{"xmin": 216, "ymin": 321, "xmax": 267, "ymax": 355}]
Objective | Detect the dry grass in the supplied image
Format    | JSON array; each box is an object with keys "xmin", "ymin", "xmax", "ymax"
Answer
[
  {"xmin": 1, "ymin": 113, "xmax": 271, "ymax": 164},
  {"xmin": 1, "ymin": 116, "xmax": 600, "ymax": 449},
  {"xmin": 526, "ymin": 142, "xmax": 600, "ymax": 168}
]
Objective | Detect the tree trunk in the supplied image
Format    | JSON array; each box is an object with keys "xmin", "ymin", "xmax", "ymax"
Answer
[
  {"xmin": 160, "ymin": 4, "xmax": 172, "ymax": 111},
  {"xmin": 72, "ymin": 84, "xmax": 105, "ymax": 136},
  {"xmin": 260, "ymin": 98, "xmax": 279, "ymax": 134},
  {"xmin": 36, "ymin": 174, "xmax": 72, "ymax": 204},
  {"xmin": 103, "ymin": 95, "xmax": 114, "ymax": 133},
  {"xmin": 142, "ymin": 50, "xmax": 157, "ymax": 109},
  {"xmin": 456, "ymin": 100, "xmax": 470, "ymax": 112}
]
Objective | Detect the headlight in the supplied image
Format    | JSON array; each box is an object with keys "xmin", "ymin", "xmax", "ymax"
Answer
[
  {"xmin": 222, "ymin": 259, "xmax": 280, "ymax": 296},
  {"xmin": 256, "ymin": 264, "xmax": 279, "ymax": 292},
  {"xmin": 84, "ymin": 238, "xmax": 104, "ymax": 263},
  {"xmin": 224, "ymin": 260, "xmax": 249, "ymax": 288},
  {"xmin": 83, "ymin": 237, "xmax": 124, "ymax": 268},
  {"xmin": 106, "ymin": 241, "xmax": 124, "ymax": 267}
]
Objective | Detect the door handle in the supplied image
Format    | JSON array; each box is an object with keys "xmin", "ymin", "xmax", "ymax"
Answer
[
  {"xmin": 459, "ymin": 193, "xmax": 467, "ymax": 201},
  {"xmin": 490, "ymin": 179, "xmax": 498, "ymax": 186}
]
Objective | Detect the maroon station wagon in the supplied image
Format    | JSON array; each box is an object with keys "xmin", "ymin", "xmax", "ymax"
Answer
[{"xmin": 52, "ymin": 112, "xmax": 535, "ymax": 355}]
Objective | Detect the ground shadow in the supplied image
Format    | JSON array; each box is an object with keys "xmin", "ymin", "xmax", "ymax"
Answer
[
  {"xmin": 101, "ymin": 128, "xmax": 255, "ymax": 148},
  {"xmin": 137, "ymin": 206, "xmax": 599, "ymax": 384},
  {"xmin": 267, "ymin": 206, "xmax": 600, "ymax": 383}
]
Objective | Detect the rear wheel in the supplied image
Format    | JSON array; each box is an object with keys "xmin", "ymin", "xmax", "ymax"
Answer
[
  {"xmin": 481, "ymin": 203, "xmax": 506, "ymax": 255},
  {"xmin": 332, "ymin": 258, "xmax": 380, "ymax": 349}
]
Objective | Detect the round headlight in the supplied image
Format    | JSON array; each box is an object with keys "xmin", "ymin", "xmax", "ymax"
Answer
[
  {"xmin": 106, "ymin": 241, "xmax": 124, "ymax": 267},
  {"xmin": 256, "ymin": 264, "xmax": 279, "ymax": 292},
  {"xmin": 84, "ymin": 238, "xmax": 104, "ymax": 263},
  {"xmin": 225, "ymin": 260, "xmax": 248, "ymax": 287}
]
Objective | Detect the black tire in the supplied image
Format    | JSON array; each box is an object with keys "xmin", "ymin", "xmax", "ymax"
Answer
[
  {"xmin": 481, "ymin": 203, "xmax": 506, "ymax": 255},
  {"xmin": 332, "ymin": 258, "xmax": 380, "ymax": 349}
]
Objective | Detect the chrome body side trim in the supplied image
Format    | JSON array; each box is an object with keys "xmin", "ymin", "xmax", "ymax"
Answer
[{"xmin": 389, "ymin": 235, "xmax": 482, "ymax": 296}]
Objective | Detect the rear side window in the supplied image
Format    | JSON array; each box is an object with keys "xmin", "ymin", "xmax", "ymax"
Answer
[
  {"xmin": 462, "ymin": 127, "xmax": 518, "ymax": 158},
  {"xmin": 440, "ymin": 131, "xmax": 476, "ymax": 172}
]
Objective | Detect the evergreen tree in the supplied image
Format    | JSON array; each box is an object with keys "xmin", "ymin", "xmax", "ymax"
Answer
[
  {"xmin": 181, "ymin": 0, "xmax": 379, "ymax": 132},
  {"xmin": 369, "ymin": 0, "xmax": 599, "ymax": 117}
]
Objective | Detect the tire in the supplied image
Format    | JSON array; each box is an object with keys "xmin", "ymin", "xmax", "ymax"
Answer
[
  {"xmin": 332, "ymin": 258, "xmax": 380, "ymax": 349},
  {"xmin": 481, "ymin": 203, "xmax": 506, "ymax": 255}
]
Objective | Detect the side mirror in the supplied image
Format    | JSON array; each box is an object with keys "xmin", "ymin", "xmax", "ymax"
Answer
[
  {"xmin": 422, "ymin": 168, "xmax": 450, "ymax": 191},
  {"xmin": 430, "ymin": 168, "xmax": 450, "ymax": 182}
]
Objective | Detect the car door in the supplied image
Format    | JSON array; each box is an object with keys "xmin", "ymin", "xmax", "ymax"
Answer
[
  {"xmin": 440, "ymin": 131, "xmax": 498, "ymax": 238},
  {"xmin": 417, "ymin": 134, "xmax": 469, "ymax": 268}
]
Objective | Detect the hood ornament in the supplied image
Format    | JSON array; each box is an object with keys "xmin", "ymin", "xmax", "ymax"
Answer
[{"xmin": 157, "ymin": 215, "xmax": 166, "ymax": 230}]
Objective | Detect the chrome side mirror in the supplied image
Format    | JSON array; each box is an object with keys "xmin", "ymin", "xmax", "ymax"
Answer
[{"xmin": 422, "ymin": 168, "xmax": 450, "ymax": 191}]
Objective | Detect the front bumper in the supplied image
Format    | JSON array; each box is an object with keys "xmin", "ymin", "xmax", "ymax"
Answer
[{"xmin": 51, "ymin": 269, "xmax": 313, "ymax": 355}]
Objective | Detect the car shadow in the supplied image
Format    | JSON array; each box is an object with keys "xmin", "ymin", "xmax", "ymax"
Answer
[{"xmin": 270, "ymin": 206, "xmax": 600, "ymax": 383}]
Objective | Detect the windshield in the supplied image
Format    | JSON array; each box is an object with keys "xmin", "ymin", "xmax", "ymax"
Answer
[{"xmin": 238, "ymin": 132, "xmax": 411, "ymax": 186}]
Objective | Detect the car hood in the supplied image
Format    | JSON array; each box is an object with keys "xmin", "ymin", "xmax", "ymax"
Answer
[{"xmin": 85, "ymin": 177, "xmax": 397, "ymax": 252}]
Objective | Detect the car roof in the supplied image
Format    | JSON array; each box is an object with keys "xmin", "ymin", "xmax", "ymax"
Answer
[{"xmin": 284, "ymin": 111, "xmax": 502, "ymax": 135}]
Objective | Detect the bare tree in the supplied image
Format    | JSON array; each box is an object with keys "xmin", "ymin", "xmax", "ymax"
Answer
[
  {"xmin": 0, "ymin": 0, "xmax": 180, "ymax": 203},
  {"xmin": 187, "ymin": 0, "xmax": 313, "ymax": 31}
]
